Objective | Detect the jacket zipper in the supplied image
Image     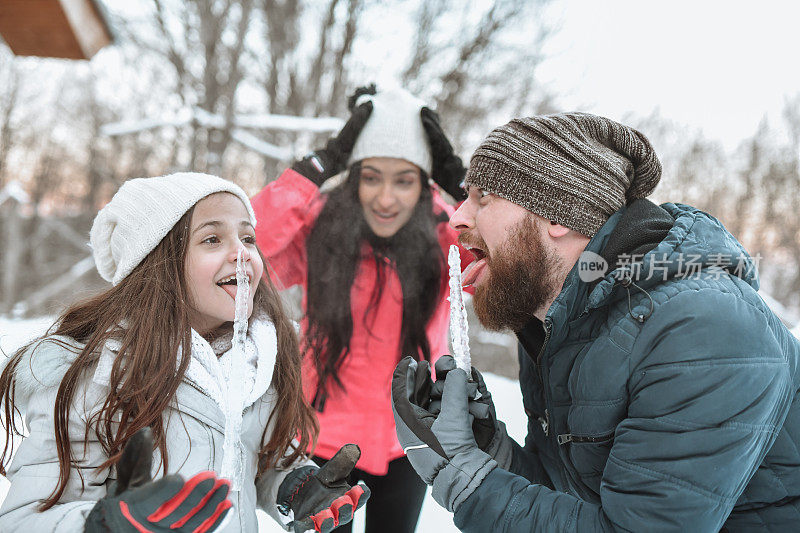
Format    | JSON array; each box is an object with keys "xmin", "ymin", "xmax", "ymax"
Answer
[
  {"xmin": 185, "ymin": 378, "xmax": 211, "ymax": 398},
  {"xmin": 557, "ymin": 432, "xmax": 615, "ymax": 445},
  {"xmin": 535, "ymin": 319, "xmax": 552, "ymax": 368},
  {"xmin": 537, "ymin": 318, "xmax": 593, "ymax": 498},
  {"xmin": 538, "ymin": 318, "xmax": 572, "ymax": 493},
  {"xmin": 535, "ymin": 319, "xmax": 552, "ymax": 436},
  {"xmin": 539, "ymin": 410, "xmax": 550, "ymax": 437},
  {"xmin": 184, "ymin": 378, "xmax": 251, "ymax": 417}
]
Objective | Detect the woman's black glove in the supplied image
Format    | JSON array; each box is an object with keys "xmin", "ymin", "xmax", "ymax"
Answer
[
  {"xmin": 85, "ymin": 428, "xmax": 232, "ymax": 533},
  {"xmin": 277, "ymin": 444, "xmax": 370, "ymax": 532},
  {"xmin": 420, "ymin": 108, "xmax": 467, "ymax": 201},
  {"xmin": 292, "ymin": 101, "xmax": 374, "ymax": 186}
]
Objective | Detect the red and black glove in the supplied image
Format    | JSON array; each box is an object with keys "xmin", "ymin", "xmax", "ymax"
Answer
[
  {"xmin": 277, "ymin": 444, "xmax": 370, "ymax": 532},
  {"xmin": 291, "ymin": 85, "xmax": 375, "ymax": 186},
  {"xmin": 85, "ymin": 428, "xmax": 232, "ymax": 533}
]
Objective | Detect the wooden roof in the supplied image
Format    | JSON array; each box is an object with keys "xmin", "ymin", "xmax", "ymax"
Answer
[{"xmin": 0, "ymin": 0, "xmax": 113, "ymax": 60}]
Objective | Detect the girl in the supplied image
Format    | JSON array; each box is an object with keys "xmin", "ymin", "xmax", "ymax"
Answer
[
  {"xmin": 251, "ymin": 86, "xmax": 469, "ymax": 533},
  {"xmin": 0, "ymin": 173, "xmax": 368, "ymax": 532}
]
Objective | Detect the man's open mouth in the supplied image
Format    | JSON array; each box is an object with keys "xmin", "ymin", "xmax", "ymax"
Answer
[{"xmin": 461, "ymin": 244, "xmax": 488, "ymax": 287}]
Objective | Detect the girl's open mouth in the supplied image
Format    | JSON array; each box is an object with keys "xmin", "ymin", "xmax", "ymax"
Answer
[{"xmin": 216, "ymin": 274, "xmax": 251, "ymax": 300}]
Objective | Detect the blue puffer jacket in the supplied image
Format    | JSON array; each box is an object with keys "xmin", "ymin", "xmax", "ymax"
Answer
[{"xmin": 454, "ymin": 201, "xmax": 800, "ymax": 532}]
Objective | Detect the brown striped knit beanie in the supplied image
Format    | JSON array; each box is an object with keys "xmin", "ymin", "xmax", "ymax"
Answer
[{"xmin": 464, "ymin": 112, "xmax": 662, "ymax": 237}]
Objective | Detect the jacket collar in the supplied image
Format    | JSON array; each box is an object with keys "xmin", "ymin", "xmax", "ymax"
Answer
[
  {"xmin": 92, "ymin": 318, "xmax": 277, "ymax": 408},
  {"xmin": 517, "ymin": 318, "xmax": 547, "ymax": 362},
  {"xmin": 544, "ymin": 201, "xmax": 760, "ymax": 334}
]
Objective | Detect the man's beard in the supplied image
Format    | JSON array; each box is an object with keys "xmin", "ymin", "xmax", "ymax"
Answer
[{"xmin": 472, "ymin": 216, "xmax": 562, "ymax": 332}]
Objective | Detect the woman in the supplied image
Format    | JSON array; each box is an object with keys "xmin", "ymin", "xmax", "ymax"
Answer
[{"xmin": 251, "ymin": 85, "xmax": 469, "ymax": 532}]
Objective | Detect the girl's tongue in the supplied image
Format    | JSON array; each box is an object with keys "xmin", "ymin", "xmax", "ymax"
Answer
[{"xmin": 221, "ymin": 283, "xmax": 238, "ymax": 300}]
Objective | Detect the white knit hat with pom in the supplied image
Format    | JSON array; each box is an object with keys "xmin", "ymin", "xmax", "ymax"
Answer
[
  {"xmin": 347, "ymin": 87, "xmax": 432, "ymax": 175},
  {"xmin": 90, "ymin": 172, "xmax": 256, "ymax": 285}
]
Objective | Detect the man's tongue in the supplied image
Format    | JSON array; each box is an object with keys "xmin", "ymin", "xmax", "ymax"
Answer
[{"xmin": 461, "ymin": 258, "xmax": 487, "ymax": 287}]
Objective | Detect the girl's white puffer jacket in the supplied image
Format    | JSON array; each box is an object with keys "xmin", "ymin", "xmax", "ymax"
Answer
[{"xmin": 0, "ymin": 319, "xmax": 311, "ymax": 532}]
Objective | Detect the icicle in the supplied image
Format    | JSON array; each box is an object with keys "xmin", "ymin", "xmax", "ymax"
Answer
[
  {"xmin": 447, "ymin": 245, "xmax": 471, "ymax": 374},
  {"xmin": 233, "ymin": 247, "xmax": 250, "ymax": 348},
  {"xmin": 221, "ymin": 247, "xmax": 250, "ymax": 491}
]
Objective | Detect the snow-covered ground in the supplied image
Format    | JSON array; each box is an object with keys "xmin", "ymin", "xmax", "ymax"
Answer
[{"xmin": 0, "ymin": 316, "xmax": 526, "ymax": 532}]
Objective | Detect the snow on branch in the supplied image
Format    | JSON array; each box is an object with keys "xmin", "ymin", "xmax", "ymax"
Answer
[
  {"xmin": 230, "ymin": 129, "xmax": 292, "ymax": 160},
  {"xmin": 0, "ymin": 181, "xmax": 30, "ymax": 206},
  {"xmin": 234, "ymin": 114, "xmax": 343, "ymax": 132},
  {"xmin": 100, "ymin": 108, "xmax": 194, "ymax": 137},
  {"xmin": 101, "ymin": 107, "xmax": 344, "ymax": 137}
]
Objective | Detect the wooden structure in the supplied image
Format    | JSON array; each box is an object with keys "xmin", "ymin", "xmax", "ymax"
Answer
[{"xmin": 0, "ymin": 0, "xmax": 113, "ymax": 60}]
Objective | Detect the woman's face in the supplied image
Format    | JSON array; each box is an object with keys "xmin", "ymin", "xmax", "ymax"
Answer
[
  {"xmin": 358, "ymin": 157, "xmax": 423, "ymax": 238},
  {"xmin": 184, "ymin": 192, "xmax": 263, "ymax": 335}
]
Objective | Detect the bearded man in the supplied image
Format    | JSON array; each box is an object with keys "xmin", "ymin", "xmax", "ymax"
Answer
[{"xmin": 391, "ymin": 112, "xmax": 800, "ymax": 531}]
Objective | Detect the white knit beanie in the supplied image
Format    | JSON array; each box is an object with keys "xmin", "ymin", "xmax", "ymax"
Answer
[
  {"xmin": 347, "ymin": 87, "xmax": 432, "ymax": 175},
  {"xmin": 90, "ymin": 172, "xmax": 256, "ymax": 285}
]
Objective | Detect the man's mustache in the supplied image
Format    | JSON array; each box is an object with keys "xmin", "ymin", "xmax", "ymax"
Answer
[{"xmin": 457, "ymin": 233, "xmax": 488, "ymax": 253}]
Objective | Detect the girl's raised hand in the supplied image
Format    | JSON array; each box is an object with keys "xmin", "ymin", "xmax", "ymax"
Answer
[
  {"xmin": 85, "ymin": 428, "xmax": 233, "ymax": 533},
  {"xmin": 277, "ymin": 444, "xmax": 370, "ymax": 532}
]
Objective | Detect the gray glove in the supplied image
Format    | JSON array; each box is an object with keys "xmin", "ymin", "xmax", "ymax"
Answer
[
  {"xmin": 391, "ymin": 357, "xmax": 497, "ymax": 512},
  {"xmin": 429, "ymin": 356, "xmax": 514, "ymax": 470}
]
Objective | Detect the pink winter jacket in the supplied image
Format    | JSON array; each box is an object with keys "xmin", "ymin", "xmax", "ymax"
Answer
[{"xmin": 251, "ymin": 169, "xmax": 470, "ymax": 475}]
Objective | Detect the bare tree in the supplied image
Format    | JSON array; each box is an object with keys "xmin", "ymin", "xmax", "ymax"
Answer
[
  {"xmin": 253, "ymin": 0, "xmax": 554, "ymax": 158},
  {"xmin": 641, "ymin": 100, "xmax": 800, "ymax": 312},
  {"xmin": 126, "ymin": 0, "xmax": 257, "ymax": 174},
  {"xmin": 0, "ymin": 56, "xmax": 20, "ymax": 186}
]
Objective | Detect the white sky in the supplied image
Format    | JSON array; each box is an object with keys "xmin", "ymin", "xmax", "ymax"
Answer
[
  {"xmin": 536, "ymin": 0, "xmax": 800, "ymax": 148},
  {"xmin": 528, "ymin": 0, "xmax": 800, "ymax": 145},
  {"xmin": 355, "ymin": 0, "xmax": 800, "ymax": 150}
]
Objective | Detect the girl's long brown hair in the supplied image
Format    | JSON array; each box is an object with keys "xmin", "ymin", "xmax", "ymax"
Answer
[{"xmin": 0, "ymin": 206, "xmax": 317, "ymax": 510}]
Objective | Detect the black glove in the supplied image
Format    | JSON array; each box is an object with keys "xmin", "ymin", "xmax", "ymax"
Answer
[
  {"xmin": 277, "ymin": 444, "xmax": 370, "ymax": 532},
  {"xmin": 85, "ymin": 428, "xmax": 232, "ymax": 533},
  {"xmin": 429, "ymin": 355, "xmax": 513, "ymax": 469},
  {"xmin": 292, "ymin": 92, "xmax": 374, "ymax": 186},
  {"xmin": 420, "ymin": 107, "xmax": 467, "ymax": 201}
]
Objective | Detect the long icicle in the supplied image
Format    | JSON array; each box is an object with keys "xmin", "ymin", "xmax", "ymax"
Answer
[
  {"xmin": 448, "ymin": 245, "xmax": 471, "ymax": 374},
  {"xmin": 221, "ymin": 247, "xmax": 250, "ymax": 491}
]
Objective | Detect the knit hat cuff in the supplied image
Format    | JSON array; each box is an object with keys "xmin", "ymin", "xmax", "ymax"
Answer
[{"xmin": 465, "ymin": 155, "xmax": 608, "ymax": 237}]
